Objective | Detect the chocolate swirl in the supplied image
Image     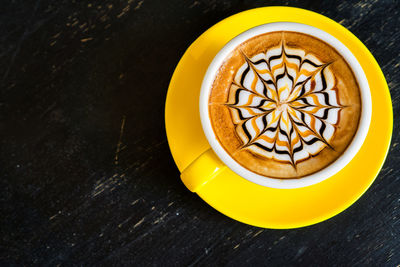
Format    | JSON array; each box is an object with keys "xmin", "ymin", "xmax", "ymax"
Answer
[{"xmin": 226, "ymin": 43, "xmax": 342, "ymax": 166}]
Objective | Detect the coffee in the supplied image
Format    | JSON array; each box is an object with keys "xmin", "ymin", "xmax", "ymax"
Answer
[{"xmin": 208, "ymin": 31, "xmax": 361, "ymax": 178}]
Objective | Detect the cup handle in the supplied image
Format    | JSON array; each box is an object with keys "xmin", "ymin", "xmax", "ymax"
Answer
[{"xmin": 181, "ymin": 148, "xmax": 227, "ymax": 192}]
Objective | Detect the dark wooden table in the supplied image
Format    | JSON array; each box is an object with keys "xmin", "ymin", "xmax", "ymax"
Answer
[{"xmin": 1, "ymin": 0, "xmax": 399, "ymax": 265}]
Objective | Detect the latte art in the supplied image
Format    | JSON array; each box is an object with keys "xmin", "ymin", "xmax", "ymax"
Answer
[
  {"xmin": 227, "ymin": 44, "xmax": 342, "ymax": 166},
  {"xmin": 208, "ymin": 31, "xmax": 361, "ymax": 178}
]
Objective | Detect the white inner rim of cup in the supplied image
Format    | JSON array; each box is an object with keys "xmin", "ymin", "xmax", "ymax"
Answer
[{"xmin": 200, "ymin": 22, "xmax": 371, "ymax": 189}]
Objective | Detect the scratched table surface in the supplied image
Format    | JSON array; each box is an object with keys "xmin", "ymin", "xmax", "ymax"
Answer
[{"xmin": 1, "ymin": 0, "xmax": 399, "ymax": 266}]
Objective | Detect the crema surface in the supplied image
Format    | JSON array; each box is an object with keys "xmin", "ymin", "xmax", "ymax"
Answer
[{"xmin": 209, "ymin": 31, "xmax": 361, "ymax": 178}]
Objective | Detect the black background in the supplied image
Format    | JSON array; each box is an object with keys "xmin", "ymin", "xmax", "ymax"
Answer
[{"xmin": 1, "ymin": 0, "xmax": 399, "ymax": 266}]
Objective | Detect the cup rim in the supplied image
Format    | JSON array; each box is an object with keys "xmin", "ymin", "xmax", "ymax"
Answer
[{"xmin": 199, "ymin": 22, "xmax": 372, "ymax": 189}]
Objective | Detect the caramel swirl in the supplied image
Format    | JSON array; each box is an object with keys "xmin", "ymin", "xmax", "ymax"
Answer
[{"xmin": 226, "ymin": 43, "xmax": 342, "ymax": 166}]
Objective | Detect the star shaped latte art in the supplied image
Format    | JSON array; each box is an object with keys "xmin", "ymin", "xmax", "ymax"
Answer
[{"xmin": 226, "ymin": 43, "xmax": 343, "ymax": 166}]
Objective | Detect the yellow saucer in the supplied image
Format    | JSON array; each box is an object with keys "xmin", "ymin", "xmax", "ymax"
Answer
[{"xmin": 165, "ymin": 7, "xmax": 393, "ymax": 229}]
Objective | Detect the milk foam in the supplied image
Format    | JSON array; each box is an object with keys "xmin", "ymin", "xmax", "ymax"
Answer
[{"xmin": 228, "ymin": 43, "xmax": 342, "ymax": 165}]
